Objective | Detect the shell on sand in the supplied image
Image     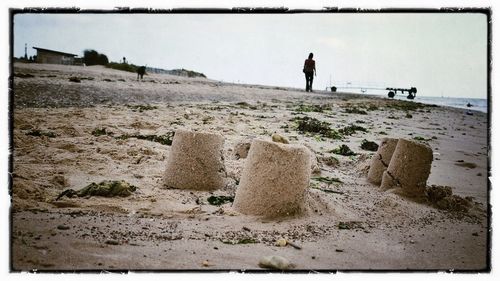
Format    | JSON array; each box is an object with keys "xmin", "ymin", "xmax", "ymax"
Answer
[
  {"xmin": 367, "ymin": 138, "xmax": 399, "ymax": 185},
  {"xmin": 380, "ymin": 139, "xmax": 433, "ymax": 197},
  {"xmin": 233, "ymin": 139, "xmax": 311, "ymax": 218},
  {"xmin": 163, "ymin": 129, "xmax": 226, "ymax": 190}
]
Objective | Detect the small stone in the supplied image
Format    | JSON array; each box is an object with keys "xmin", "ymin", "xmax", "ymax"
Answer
[
  {"xmin": 272, "ymin": 133, "xmax": 289, "ymax": 144},
  {"xmin": 258, "ymin": 256, "xmax": 294, "ymax": 270},
  {"xmin": 472, "ymin": 232, "xmax": 479, "ymax": 236},
  {"xmin": 410, "ymin": 240, "xmax": 415, "ymax": 244},
  {"xmin": 335, "ymin": 249, "xmax": 344, "ymax": 252},
  {"xmin": 202, "ymin": 260, "xmax": 210, "ymax": 267},
  {"xmin": 276, "ymin": 238, "xmax": 287, "ymax": 247},
  {"xmin": 105, "ymin": 240, "xmax": 120, "ymax": 245},
  {"xmin": 57, "ymin": 225, "xmax": 70, "ymax": 230}
]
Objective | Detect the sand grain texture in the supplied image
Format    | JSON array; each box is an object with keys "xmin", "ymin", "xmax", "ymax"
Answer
[{"xmin": 233, "ymin": 139, "xmax": 311, "ymax": 217}]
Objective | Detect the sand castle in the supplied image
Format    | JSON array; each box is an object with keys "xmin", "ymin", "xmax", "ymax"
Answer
[
  {"xmin": 367, "ymin": 138, "xmax": 399, "ymax": 184},
  {"xmin": 379, "ymin": 139, "xmax": 433, "ymax": 196},
  {"xmin": 233, "ymin": 139, "xmax": 311, "ymax": 217},
  {"xmin": 163, "ymin": 129, "xmax": 226, "ymax": 190}
]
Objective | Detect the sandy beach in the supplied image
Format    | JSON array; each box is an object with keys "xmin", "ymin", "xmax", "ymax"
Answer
[{"xmin": 10, "ymin": 62, "xmax": 489, "ymax": 271}]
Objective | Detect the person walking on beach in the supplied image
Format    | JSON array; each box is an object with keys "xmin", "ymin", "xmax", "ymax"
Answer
[{"xmin": 303, "ymin": 53, "xmax": 316, "ymax": 92}]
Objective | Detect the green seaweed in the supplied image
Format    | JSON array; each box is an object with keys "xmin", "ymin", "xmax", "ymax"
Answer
[
  {"xmin": 343, "ymin": 107, "xmax": 367, "ymax": 115},
  {"xmin": 360, "ymin": 139, "xmax": 379, "ymax": 151},
  {"xmin": 339, "ymin": 124, "xmax": 368, "ymax": 136},
  {"xmin": 292, "ymin": 116, "xmax": 342, "ymax": 139},
  {"xmin": 295, "ymin": 104, "xmax": 329, "ymax": 113},
  {"xmin": 330, "ymin": 144, "xmax": 356, "ymax": 156},
  {"xmin": 126, "ymin": 104, "xmax": 158, "ymax": 112},
  {"xmin": 207, "ymin": 195, "xmax": 234, "ymax": 206},
  {"xmin": 26, "ymin": 129, "xmax": 56, "ymax": 138},
  {"xmin": 56, "ymin": 180, "xmax": 136, "ymax": 200},
  {"xmin": 312, "ymin": 176, "xmax": 343, "ymax": 184},
  {"xmin": 92, "ymin": 127, "xmax": 114, "ymax": 137}
]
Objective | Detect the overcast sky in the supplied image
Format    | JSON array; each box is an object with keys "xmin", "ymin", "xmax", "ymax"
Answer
[{"xmin": 13, "ymin": 12, "xmax": 487, "ymax": 98}]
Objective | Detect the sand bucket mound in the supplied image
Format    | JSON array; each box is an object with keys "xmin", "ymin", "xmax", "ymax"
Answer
[
  {"xmin": 367, "ymin": 138, "xmax": 399, "ymax": 184},
  {"xmin": 380, "ymin": 139, "xmax": 433, "ymax": 197},
  {"xmin": 233, "ymin": 139, "xmax": 311, "ymax": 217},
  {"xmin": 163, "ymin": 129, "xmax": 226, "ymax": 190}
]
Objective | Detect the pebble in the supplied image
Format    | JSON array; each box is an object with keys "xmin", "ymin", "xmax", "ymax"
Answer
[
  {"xmin": 335, "ymin": 249, "xmax": 344, "ymax": 252},
  {"xmin": 57, "ymin": 225, "xmax": 70, "ymax": 230},
  {"xmin": 105, "ymin": 239, "xmax": 120, "ymax": 245},
  {"xmin": 258, "ymin": 256, "xmax": 293, "ymax": 270}
]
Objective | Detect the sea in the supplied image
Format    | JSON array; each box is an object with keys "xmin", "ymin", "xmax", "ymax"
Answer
[{"xmin": 395, "ymin": 95, "xmax": 488, "ymax": 113}]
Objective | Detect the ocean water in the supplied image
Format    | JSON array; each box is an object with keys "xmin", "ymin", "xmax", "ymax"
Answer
[
  {"xmin": 407, "ymin": 96, "xmax": 488, "ymax": 113},
  {"xmin": 340, "ymin": 89, "xmax": 488, "ymax": 113}
]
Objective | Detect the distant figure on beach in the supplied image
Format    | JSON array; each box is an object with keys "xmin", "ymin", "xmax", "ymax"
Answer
[
  {"xmin": 303, "ymin": 53, "xmax": 316, "ymax": 92},
  {"xmin": 137, "ymin": 66, "xmax": 146, "ymax": 80},
  {"xmin": 467, "ymin": 102, "xmax": 472, "ymax": 108}
]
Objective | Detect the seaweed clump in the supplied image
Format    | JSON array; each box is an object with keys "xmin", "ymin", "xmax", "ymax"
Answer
[
  {"xmin": 339, "ymin": 124, "xmax": 368, "ymax": 136},
  {"xmin": 330, "ymin": 144, "xmax": 356, "ymax": 156},
  {"xmin": 360, "ymin": 139, "xmax": 379, "ymax": 151},
  {"xmin": 207, "ymin": 195, "xmax": 234, "ymax": 206},
  {"xmin": 292, "ymin": 116, "xmax": 342, "ymax": 139},
  {"xmin": 26, "ymin": 129, "xmax": 56, "ymax": 138},
  {"xmin": 56, "ymin": 180, "xmax": 137, "ymax": 200},
  {"xmin": 116, "ymin": 132, "xmax": 175, "ymax": 145}
]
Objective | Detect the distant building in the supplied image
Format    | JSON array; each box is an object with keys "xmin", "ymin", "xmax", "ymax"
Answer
[{"xmin": 33, "ymin": 47, "xmax": 78, "ymax": 65}]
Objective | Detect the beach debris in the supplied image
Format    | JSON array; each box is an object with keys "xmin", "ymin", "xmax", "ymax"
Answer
[
  {"xmin": 405, "ymin": 113, "xmax": 413, "ymax": 118},
  {"xmin": 105, "ymin": 239, "xmax": 120, "ymax": 245},
  {"xmin": 385, "ymin": 100, "xmax": 433, "ymax": 111},
  {"xmin": 454, "ymin": 161, "xmax": 477, "ymax": 169},
  {"xmin": 312, "ymin": 176, "xmax": 343, "ymax": 185},
  {"xmin": 235, "ymin": 101, "xmax": 254, "ymax": 109},
  {"xmin": 292, "ymin": 116, "xmax": 342, "ymax": 139},
  {"xmin": 222, "ymin": 238, "xmax": 257, "ymax": 245},
  {"xmin": 343, "ymin": 107, "xmax": 368, "ymax": 115},
  {"xmin": 272, "ymin": 133, "xmax": 289, "ymax": 144},
  {"xmin": 337, "ymin": 221, "xmax": 364, "ymax": 230},
  {"xmin": 233, "ymin": 140, "xmax": 311, "ymax": 217},
  {"xmin": 413, "ymin": 136, "xmax": 432, "ymax": 142},
  {"xmin": 295, "ymin": 103, "xmax": 329, "ymax": 113},
  {"xmin": 207, "ymin": 195, "xmax": 234, "ymax": 206},
  {"xmin": 360, "ymin": 139, "xmax": 379, "ymax": 151},
  {"xmin": 126, "ymin": 104, "xmax": 158, "ymax": 112},
  {"xmin": 57, "ymin": 225, "xmax": 70, "ymax": 230},
  {"xmin": 339, "ymin": 124, "xmax": 368, "ymax": 136},
  {"xmin": 92, "ymin": 127, "xmax": 114, "ymax": 137},
  {"xmin": 202, "ymin": 260, "xmax": 210, "ymax": 267},
  {"xmin": 242, "ymin": 226, "xmax": 251, "ymax": 231},
  {"xmin": 14, "ymin": 72, "xmax": 35, "ymax": 78},
  {"xmin": 56, "ymin": 180, "xmax": 137, "ymax": 200},
  {"xmin": 276, "ymin": 238, "xmax": 287, "ymax": 247},
  {"xmin": 276, "ymin": 238, "xmax": 302, "ymax": 249},
  {"xmin": 335, "ymin": 249, "xmax": 344, "ymax": 252},
  {"xmin": 68, "ymin": 77, "xmax": 81, "ymax": 83},
  {"xmin": 466, "ymin": 110, "xmax": 474, "ymax": 116},
  {"xmin": 26, "ymin": 129, "xmax": 56, "ymax": 138},
  {"xmin": 258, "ymin": 256, "xmax": 294, "ymax": 270},
  {"xmin": 116, "ymin": 132, "xmax": 174, "ymax": 145},
  {"xmin": 425, "ymin": 185, "xmax": 472, "ymax": 212},
  {"xmin": 380, "ymin": 139, "xmax": 433, "ymax": 197},
  {"xmin": 319, "ymin": 156, "xmax": 339, "ymax": 167},
  {"xmin": 163, "ymin": 130, "xmax": 226, "ymax": 190},
  {"xmin": 367, "ymin": 138, "xmax": 398, "ymax": 185},
  {"xmin": 330, "ymin": 144, "xmax": 356, "ymax": 156}
]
